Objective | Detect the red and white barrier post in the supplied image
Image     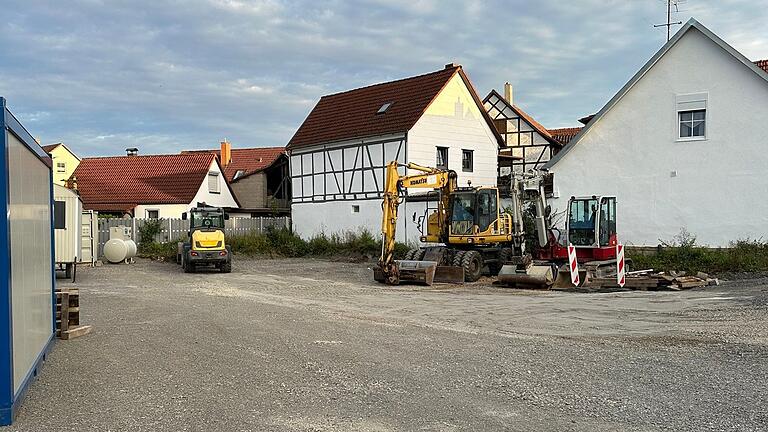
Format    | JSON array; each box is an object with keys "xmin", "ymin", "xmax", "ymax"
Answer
[
  {"xmin": 567, "ymin": 244, "xmax": 580, "ymax": 286},
  {"xmin": 616, "ymin": 243, "xmax": 626, "ymax": 287}
]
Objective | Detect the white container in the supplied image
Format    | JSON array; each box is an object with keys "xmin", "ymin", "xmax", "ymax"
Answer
[{"xmin": 53, "ymin": 184, "xmax": 83, "ymax": 264}]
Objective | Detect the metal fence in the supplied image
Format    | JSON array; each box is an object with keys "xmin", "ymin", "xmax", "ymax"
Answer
[{"xmin": 97, "ymin": 216, "xmax": 290, "ymax": 257}]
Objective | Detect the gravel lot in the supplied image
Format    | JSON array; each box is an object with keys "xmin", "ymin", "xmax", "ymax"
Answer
[{"xmin": 6, "ymin": 258, "xmax": 768, "ymax": 431}]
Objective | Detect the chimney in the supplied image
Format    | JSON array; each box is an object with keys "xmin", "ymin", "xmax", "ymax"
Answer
[
  {"xmin": 126, "ymin": 147, "xmax": 138, "ymax": 156},
  {"xmin": 220, "ymin": 140, "xmax": 232, "ymax": 167},
  {"xmin": 444, "ymin": 62, "xmax": 458, "ymax": 69},
  {"xmin": 504, "ymin": 82, "xmax": 513, "ymax": 106}
]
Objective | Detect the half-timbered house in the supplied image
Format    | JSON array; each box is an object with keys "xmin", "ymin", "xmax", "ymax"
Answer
[{"xmin": 286, "ymin": 64, "xmax": 503, "ymax": 242}]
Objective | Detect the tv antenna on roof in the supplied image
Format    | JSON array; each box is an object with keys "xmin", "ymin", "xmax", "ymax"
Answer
[{"xmin": 654, "ymin": 0, "xmax": 685, "ymax": 41}]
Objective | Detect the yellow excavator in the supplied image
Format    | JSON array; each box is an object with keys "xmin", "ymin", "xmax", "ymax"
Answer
[{"xmin": 374, "ymin": 161, "xmax": 520, "ymax": 285}]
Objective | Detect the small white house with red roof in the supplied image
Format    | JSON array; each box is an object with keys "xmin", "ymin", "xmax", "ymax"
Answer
[
  {"xmin": 543, "ymin": 18, "xmax": 768, "ymax": 247},
  {"xmin": 183, "ymin": 141, "xmax": 289, "ymax": 216},
  {"xmin": 72, "ymin": 150, "xmax": 239, "ymax": 218}
]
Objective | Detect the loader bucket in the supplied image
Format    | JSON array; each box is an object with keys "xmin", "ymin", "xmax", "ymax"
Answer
[
  {"xmin": 396, "ymin": 260, "xmax": 437, "ymax": 285},
  {"xmin": 497, "ymin": 264, "xmax": 554, "ymax": 289}
]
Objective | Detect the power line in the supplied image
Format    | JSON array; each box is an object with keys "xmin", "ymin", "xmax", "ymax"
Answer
[{"xmin": 654, "ymin": 0, "xmax": 685, "ymax": 41}]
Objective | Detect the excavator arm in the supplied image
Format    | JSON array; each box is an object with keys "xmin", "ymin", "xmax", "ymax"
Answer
[{"xmin": 377, "ymin": 161, "xmax": 455, "ymax": 285}]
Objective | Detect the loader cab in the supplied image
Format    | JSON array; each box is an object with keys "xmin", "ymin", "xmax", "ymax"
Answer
[{"xmin": 567, "ymin": 196, "xmax": 617, "ymax": 248}]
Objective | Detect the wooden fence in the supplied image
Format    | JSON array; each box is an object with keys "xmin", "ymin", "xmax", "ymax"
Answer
[{"xmin": 97, "ymin": 216, "xmax": 290, "ymax": 257}]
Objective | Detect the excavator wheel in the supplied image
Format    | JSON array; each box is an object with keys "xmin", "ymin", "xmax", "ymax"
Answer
[
  {"xmin": 461, "ymin": 250, "xmax": 483, "ymax": 282},
  {"xmin": 487, "ymin": 247, "xmax": 513, "ymax": 276},
  {"xmin": 403, "ymin": 248, "xmax": 420, "ymax": 260},
  {"xmin": 452, "ymin": 250, "xmax": 466, "ymax": 268}
]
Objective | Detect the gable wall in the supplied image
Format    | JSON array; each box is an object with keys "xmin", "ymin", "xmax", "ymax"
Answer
[
  {"xmin": 50, "ymin": 146, "xmax": 80, "ymax": 186},
  {"xmin": 548, "ymin": 28, "xmax": 768, "ymax": 246},
  {"xmin": 408, "ymin": 74, "xmax": 499, "ymax": 186}
]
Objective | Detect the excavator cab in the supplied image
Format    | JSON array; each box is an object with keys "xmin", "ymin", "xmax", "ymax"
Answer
[{"xmin": 566, "ymin": 196, "xmax": 617, "ymax": 258}]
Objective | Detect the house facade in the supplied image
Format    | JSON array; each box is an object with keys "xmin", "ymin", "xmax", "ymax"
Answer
[
  {"xmin": 41, "ymin": 143, "xmax": 80, "ymax": 186},
  {"xmin": 184, "ymin": 142, "xmax": 289, "ymax": 216},
  {"xmin": 483, "ymin": 85, "xmax": 562, "ymax": 174},
  {"xmin": 543, "ymin": 19, "xmax": 768, "ymax": 247},
  {"xmin": 72, "ymin": 152, "xmax": 239, "ymax": 218},
  {"xmin": 287, "ymin": 64, "xmax": 503, "ymax": 242}
]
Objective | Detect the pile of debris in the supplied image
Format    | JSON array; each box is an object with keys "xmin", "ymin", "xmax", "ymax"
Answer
[{"xmin": 583, "ymin": 270, "xmax": 719, "ymax": 292}]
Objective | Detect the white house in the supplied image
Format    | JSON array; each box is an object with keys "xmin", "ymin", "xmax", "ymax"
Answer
[
  {"xmin": 72, "ymin": 151, "xmax": 239, "ymax": 218},
  {"xmin": 286, "ymin": 63, "xmax": 504, "ymax": 242},
  {"xmin": 543, "ymin": 18, "xmax": 768, "ymax": 247}
]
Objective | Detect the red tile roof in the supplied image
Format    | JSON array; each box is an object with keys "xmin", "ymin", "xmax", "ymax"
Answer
[
  {"xmin": 183, "ymin": 147, "xmax": 285, "ymax": 182},
  {"xmin": 548, "ymin": 127, "xmax": 583, "ymax": 145},
  {"xmin": 41, "ymin": 143, "xmax": 61, "ymax": 153},
  {"xmin": 72, "ymin": 153, "xmax": 218, "ymax": 212},
  {"xmin": 755, "ymin": 59, "xmax": 768, "ymax": 73},
  {"xmin": 513, "ymin": 104, "xmax": 555, "ymax": 141},
  {"xmin": 287, "ymin": 65, "xmax": 503, "ymax": 150}
]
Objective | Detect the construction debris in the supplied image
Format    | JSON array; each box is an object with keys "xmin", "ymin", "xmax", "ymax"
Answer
[{"xmin": 566, "ymin": 270, "xmax": 719, "ymax": 292}]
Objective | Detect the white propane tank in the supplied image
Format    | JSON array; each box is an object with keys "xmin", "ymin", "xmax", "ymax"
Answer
[
  {"xmin": 104, "ymin": 238, "xmax": 129, "ymax": 263},
  {"xmin": 104, "ymin": 226, "xmax": 137, "ymax": 263}
]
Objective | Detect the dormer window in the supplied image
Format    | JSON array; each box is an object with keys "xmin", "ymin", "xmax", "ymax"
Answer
[
  {"xmin": 377, "ymin": 102, "xmax": 393, "ymax": 114},
  {"xmin": 233, "ymin": 170, "xmax": 246, "ymax": 180}
]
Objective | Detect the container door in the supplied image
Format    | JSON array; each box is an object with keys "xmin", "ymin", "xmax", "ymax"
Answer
[{"xmin": 81, "ymin": 211, "xmax": 94, "ymax": 263}]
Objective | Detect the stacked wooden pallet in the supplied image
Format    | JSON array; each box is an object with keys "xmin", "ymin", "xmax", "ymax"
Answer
[
  {"xmin": 585, "ymin": 271, "xmax": 715, "ymax": 291},
  {"xmin": 56, "ymin": 289, "xmax": 92, "ymax": 340}
]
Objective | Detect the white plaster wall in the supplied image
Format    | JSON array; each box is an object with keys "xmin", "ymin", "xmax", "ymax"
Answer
[
  {"xmin": 408, "ymin": 74, "xmax": 499, "ymax": 187},
  {"xmin": 7, "ymin": 132, "xmax": 53, "ymax": 393},
  {"xmin": 292, "ymin": 199, "xmax": 429, "ymax": 244},
  {"xmin": 191, "ymin": 160, "xmax": 239, "ymax": 209},
  {"xmin": 134, "ymin": 204, "xmax": 191, "ymax": 219},
  {"xmin": 548, "ymin": 28, "xmax": 768, "ymax": 246}
]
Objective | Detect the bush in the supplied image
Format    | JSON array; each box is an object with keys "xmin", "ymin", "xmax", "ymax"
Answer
[
  {"xmin": 138, "ymin": 219, "xmax": 163, "ymax": 245},
  {"xmin": 627, "ymin": 230, "xmax": 768, "ymax": 275},
  {"xmin": 137, "ymin": 241, "xmax": 177, "ymax": 261}
]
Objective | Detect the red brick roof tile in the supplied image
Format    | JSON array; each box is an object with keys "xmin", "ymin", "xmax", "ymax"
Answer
[
  {"xmin": 287, "ymin": 65, "xmax": 503, "ymax": 150},
  {"xmin": 72, "ymin": 153, "xmax": 217, "ymax": 211},
  {"xmin": 184, "ymin": 147, "xmax": 285, "ymax": 182},
  {"xmin": 755, "ymin": 59, "xmax": 768, "ymax": 73},
  {"xmin": 548, "ymin": 127, "xmax": 583, "ymax": 145}
]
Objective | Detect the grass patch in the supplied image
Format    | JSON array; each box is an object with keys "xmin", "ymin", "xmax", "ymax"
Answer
[
  {"xmin": 627, "ymin": 230, "xmax": 768, "ymax": 275},
  {"xmin": 138, "ymin": 227, "xmax": 411, "ymax": 261}
]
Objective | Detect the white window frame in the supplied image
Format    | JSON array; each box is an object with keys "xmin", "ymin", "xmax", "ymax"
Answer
[
  {"xmin": 676, "ymin": 93, "xmax": 708, "ymax": 142},
  {"xmin": 208, "ymin": 172, "xmax": 220, "ymax": 194}
]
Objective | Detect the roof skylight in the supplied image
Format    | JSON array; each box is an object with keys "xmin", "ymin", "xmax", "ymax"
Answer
[{"xmin": 377, "ymin": 102, "xmax": 393, "ymax": 114}]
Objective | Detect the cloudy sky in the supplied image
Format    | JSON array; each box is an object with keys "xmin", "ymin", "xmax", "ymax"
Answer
[{"xmin": 1, "ymin": 0, "xmax": 766, "ymax": 156}]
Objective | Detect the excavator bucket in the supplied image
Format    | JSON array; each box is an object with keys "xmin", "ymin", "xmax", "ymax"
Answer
[
  {"xmin": 396, "ymin": 260, "xmax": 438, "ymax": 285},
  {"xmin": 497, "ymin": 264, "xmax": 554, "ymax": 289}
]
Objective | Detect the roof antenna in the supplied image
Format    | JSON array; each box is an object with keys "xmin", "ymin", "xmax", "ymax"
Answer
[{"xmin": 654, "ymin": 0, "xmax": 685, "ymax": 41}]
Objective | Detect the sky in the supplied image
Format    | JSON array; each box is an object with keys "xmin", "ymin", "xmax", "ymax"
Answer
[{"xmin": 1, "ymin": 0, "xmax": 767, "ymax": 157}]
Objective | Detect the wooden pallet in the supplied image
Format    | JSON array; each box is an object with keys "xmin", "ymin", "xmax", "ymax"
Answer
[{"xmin": 55, "ymin": 289, "xmax": 91, "ymax": 340}]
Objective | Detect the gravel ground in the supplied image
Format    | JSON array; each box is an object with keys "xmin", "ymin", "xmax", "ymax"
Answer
[{"xmin": 5, "ymin": 258, "xmax": 768, "ymax": 431}]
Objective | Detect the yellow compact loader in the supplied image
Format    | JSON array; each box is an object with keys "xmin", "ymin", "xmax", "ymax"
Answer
[{"xmin": 178, "ymin": 204, "xmax": 232, "ymax": 273}]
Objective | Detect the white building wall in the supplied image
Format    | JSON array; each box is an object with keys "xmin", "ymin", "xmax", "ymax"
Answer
[
  {"xmin": 548, "ymin": 27, "xmax": 768, "ymax": 247},
  {"xmin": 408, "ymin": 73, "xmax": 499, "ymax": 187},
  {"xmin": 292, "ymin": 199, "xmax": 428, "ymax": 244},
  {"xmin": 53, "ymin": 184, "xmax": 82, "ymax": 263},
  {"xmin": 134, "ymin": 204, "xmax": 191, "ymax": 219}
]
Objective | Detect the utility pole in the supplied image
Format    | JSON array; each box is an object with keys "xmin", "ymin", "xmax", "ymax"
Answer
[{"xmin": 654, "ymin": 0, "xmax": 684, "ymax": 41}]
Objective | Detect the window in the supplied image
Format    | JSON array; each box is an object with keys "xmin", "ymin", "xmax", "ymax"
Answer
[
  {"xmin": 450, "ymin": 193, "xmax": 475, "ymax": 235},
  {"xmin": 676, "ymin": 93, "xmax": 707, "ymax": 140},
  {"xmin": 146, "ymin": 209, "xmax": 159, "ymax": 219},
  {"xmin": 679, "ymin": 110, "xmax": 706, "ymax": 138},
  {"xmin": 56, "ymin": 162, "xmax": 66, "ymax": 173},
  {"xmin": 377, "ymin": 102, "xmax": 393, "ymax": 114},
  {"xmin": 436, "ymin": 147, "xmax": 448, "ymax": 170},
  {"xmin": 462, "ymin": 149, "xmax": 473, "ymax": 172},
  {"xmin": 208, "ymin": 172, "xmax": 220, "ymax": 193},
  {"xmin": 351, "ymin": 205, "xmax": 360, "ymax": 213},
  {"xmin": 53, "ymin": 201, "xmax": 66, "ymax": 229}
]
